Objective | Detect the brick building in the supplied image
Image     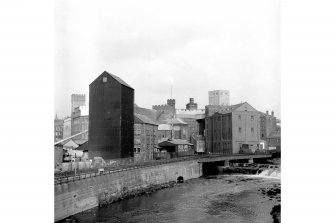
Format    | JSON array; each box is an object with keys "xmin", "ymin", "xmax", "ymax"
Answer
[
  {"xmin": 208, "ymin": 90, "xmax": 230, "ymax": 106},
  {"xmin": 63, "ymin": 117, "xmax": 71, "ymax": 139},
  {"xmin": 72, "ymin": 106, "xmax": 89, "ymax": 140},
  {"xmin": 54, "ymin": 115, "xmax": 64, "ymax": 142},
  {"xmin": 259, "ymin": 110, "xmax": 277, "ymax": 140},
  {"xmin": 267, "ymin": 130, "xmax": 281, "ymax": 151},
  {"xmin": 133, "ymin": 113, "xmax": 158, "ymax": 162},
  {"xmin": 205, "ymin": 102, "xmax": 260, "ymax": 155},
  {"xmin": 89, "ymin": 71, "xmax": 134, "ymax": 159}
]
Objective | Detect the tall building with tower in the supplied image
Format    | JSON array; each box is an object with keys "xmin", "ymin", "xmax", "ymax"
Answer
[
  {"xmin": 71, "ymin": 94, "xmax": 86, "ymax": 113},
  {"xmin": 208, "ymin": 90, "xmax": 230, "ymax": 106},
  {"xmin": 89, "ymin": 71, "xmax": 134, "ymax": 159},
  {"xmin": 152, "ymin": 99, "xmax": 176, "ymax": 124}
]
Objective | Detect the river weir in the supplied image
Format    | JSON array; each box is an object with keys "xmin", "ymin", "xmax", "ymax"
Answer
[{"xmin": 67, "ymin": 163, "xmax": 281, "ymax": 223}]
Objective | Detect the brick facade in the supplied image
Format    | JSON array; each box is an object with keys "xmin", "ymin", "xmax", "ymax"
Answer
[
  {"xmin": 134, "ymin": 123, "xmax": 158, "ymax": 162},
  {"xmin": 54, "ymin": 117, "xmax": 64, "ymax": 142}
]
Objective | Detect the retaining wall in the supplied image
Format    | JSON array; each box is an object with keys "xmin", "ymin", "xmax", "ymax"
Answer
[{"xmin": 54, "ymin": 160, "xmax": 202, "ymax": 222}]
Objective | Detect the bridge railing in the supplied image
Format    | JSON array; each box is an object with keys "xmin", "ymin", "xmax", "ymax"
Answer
[{"xmin": 54, "ymin": 155, "xmax": 206, "ymax": 185}]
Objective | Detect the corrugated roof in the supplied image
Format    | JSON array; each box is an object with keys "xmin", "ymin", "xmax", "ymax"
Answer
[{"xmin": 134, "ymin": 113, "xmax": 157, "ymax": 125}]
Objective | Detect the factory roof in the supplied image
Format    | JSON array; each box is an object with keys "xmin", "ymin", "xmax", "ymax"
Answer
[
  {"xmin": 90, "ymin": 71, "xmax": 133, "ymax": 89},
  {"xmin": 134, "ymin": 113, "xmax": 157, "ymax": 125}
]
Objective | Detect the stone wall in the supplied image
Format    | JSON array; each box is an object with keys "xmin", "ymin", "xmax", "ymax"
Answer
[{"xmin": 54, "ymin": 160, "xmax": 202, "ymax": 222}]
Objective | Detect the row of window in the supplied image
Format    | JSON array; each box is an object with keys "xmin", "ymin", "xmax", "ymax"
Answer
[
  {"xmin": 238, "ymin": 127, "xmax": 254, "ymax": 133},
  {"xmin": 238, "ymin": 115, "xmax": 254, "ymax": 120},
  {"xmin": 55, "ymin": 126, "xmax": 62, "ymax": 131}
]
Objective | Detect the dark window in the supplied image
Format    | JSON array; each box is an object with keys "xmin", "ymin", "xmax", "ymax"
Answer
[
  {"xmin": 239, "ymin": 127, "xmax": 242, "ymax": 133},
  {"xmin": 251, "ymin": 128, "xmax": 254, "ymax": 133},
  {"xmin": 251, "ymin": 116, "xmax": 254, "ymax": 120},
  {"xmin": 238, "ymin": 115, "xmax": 241, "ymax": 120}
]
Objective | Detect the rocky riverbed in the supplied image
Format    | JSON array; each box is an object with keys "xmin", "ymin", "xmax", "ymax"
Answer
[{"xmin": 63, "ymin": 172, "xmax": 281, "ymax": 223}]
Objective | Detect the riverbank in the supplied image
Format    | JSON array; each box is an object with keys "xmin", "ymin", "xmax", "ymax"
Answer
[
  {"xmin": 67, "ymin": 173, "xmax": 280, "ymax": 223},
  {"xmin": 98, "ymin": 181, "xmax": 177, "ymax": 207}
]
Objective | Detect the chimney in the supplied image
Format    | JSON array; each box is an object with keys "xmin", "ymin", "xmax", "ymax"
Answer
[
  {"xmin": 271, "ymin": 111, "xmax": 274, "ymax": 117},
  {"xmin": 190, "ymin": 98, "xmax": 194, "ymax": 104},
  {"xmin": 266, "ymin": 110, "xmax": 269, "ymax": 115}
]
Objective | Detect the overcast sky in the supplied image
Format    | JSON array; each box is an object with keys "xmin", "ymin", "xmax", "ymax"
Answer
[{"xmin": 55, "ymin": 0, "xmax": 280, "ymax": 119}]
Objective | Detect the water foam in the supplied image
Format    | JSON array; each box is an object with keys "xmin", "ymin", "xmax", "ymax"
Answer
[{"xmin": 257, "ymin": 168, "xmax": 281, "ymax": 179}]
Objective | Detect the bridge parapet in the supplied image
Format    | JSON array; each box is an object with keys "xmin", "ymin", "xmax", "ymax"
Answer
[{"xmin": 198, "ymin": 154, "xmax": 272, "ymax": 163}]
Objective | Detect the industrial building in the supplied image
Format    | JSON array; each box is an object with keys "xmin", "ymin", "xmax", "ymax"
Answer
[
  {"xmin": 89, "ymin": 71, "xmax": 134, "ymax": 159},
  {"xmin": 205, "ymin": 102, "xmax": 261, "ymax": 155}
]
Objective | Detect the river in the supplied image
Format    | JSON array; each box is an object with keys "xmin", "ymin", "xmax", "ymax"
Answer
[{"xmin": 73, "ymin": 169, "xmax": 281, "ymax": 223}]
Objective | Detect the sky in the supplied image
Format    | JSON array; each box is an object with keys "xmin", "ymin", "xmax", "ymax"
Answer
[{"xmin": 55, "ymin": 0, "xmax": 281, "ymax": 119}]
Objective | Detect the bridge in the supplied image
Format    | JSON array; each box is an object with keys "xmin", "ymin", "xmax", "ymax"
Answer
[{"xmin": 198, "ymin": 153, "xmax": 272, "ymax": 164}]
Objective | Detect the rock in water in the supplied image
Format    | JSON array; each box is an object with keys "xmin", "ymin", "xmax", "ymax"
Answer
[{"xmin": 270, "ymin": 204, "xmax": 281, "ymax": 223}]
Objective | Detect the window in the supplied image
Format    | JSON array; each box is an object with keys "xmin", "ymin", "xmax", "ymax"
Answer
[
  {"xmin": 251, "ymin": 128, "xmax": 254, "ymax": 133},
  {"xmin": 251, "ymin": 116, "xmax": 254, "ymax": 121},
  {"xmin": 238, "ymin": 115, "xmax": 241, "ymax": 120},
  {"xmin": 103, "ymin": 77, "xmax": 107, "ymax": 83},
  {"xmin": 239, "ymin": 127, "xmax": 242, "ymax": 133}
]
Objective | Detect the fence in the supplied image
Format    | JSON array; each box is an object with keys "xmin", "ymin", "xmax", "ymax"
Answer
[{"xmin": 54, "ymin": 155, "xmax": 203, "ymax": 185}]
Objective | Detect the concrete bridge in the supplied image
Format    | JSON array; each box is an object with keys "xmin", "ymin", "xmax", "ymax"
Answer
[{"xmin": 198, "ymin": 154, "xmax": 272, "ymax": 165}]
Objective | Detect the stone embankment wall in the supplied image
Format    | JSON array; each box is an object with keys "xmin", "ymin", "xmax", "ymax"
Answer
[{"xmin": 54, "ymin": 160, "xmax": 202, "ymax": 222}]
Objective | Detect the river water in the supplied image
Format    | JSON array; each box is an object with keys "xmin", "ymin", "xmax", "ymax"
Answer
[{"xmin": 74, "ymin": 170, "xmax": 281, "ymax": 223}]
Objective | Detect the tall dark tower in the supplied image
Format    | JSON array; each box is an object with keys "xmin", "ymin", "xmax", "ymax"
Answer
[{"xmin": 89, "ymin": 71, "xmax": 134, "ymax": 159}]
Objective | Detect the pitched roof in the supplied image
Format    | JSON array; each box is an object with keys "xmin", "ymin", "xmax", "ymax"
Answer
[
  {"xmin": 134, "ymin": 113, "xmax": 157, "ymax": 125},
  {"xmin": 73, "ymin": 139, "xmax": 88, "ymax": 146},
  {"xmin": 90, "ymin": 71, "xmax": 134, "ymax": 89},
  {"xmin": 134, "ymin": 106, "xmax": 157, "ymax": 122},
  {"xmin": 167, "ymin": 117, "xmax": 187, "ymax": 125},
  {"xmin": 55, "ymin": 139, "xmax": 79, "ymax": 148},
  {"xmin": 158, "ymin": 139, "xmax": 193, "ymax": 147},
  {"xmin": 212, "ymin": 102, "xmax": 258, "ymax": 115}
]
